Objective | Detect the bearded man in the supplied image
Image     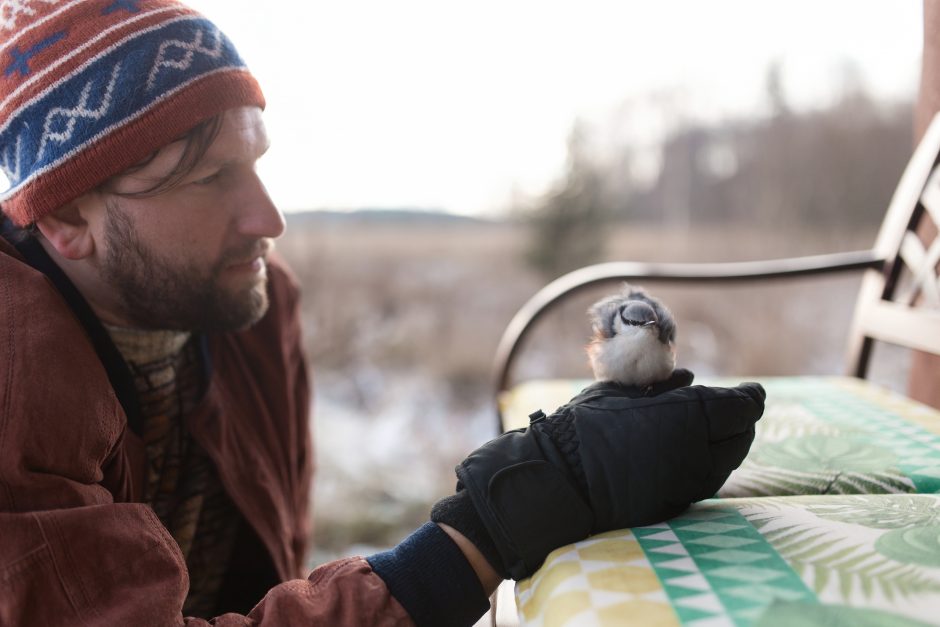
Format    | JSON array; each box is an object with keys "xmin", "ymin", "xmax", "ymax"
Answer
[{"xmin": 0, "ymin": 2, "xmax": 764, "ymax": 625}]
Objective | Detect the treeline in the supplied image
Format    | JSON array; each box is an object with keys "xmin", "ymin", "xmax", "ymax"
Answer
[{"xmin": 523, "ymin": 72, "xmax": 914, "ymax": 278}]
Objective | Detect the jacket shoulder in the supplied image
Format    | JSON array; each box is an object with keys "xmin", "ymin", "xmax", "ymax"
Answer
[{"xmin": 0, "ymin": 243, "xmax": 125, "ymax": 510}]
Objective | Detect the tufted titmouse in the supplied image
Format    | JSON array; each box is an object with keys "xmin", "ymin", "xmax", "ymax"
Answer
[{"xmin": 586, "ymin": 285, "xmax": 677, "ymax": 387}]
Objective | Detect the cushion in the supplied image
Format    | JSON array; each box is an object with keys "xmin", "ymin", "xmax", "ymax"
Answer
[{"xmin": 515, "ymin": 493, "xmax": 940, "ymax": 626}]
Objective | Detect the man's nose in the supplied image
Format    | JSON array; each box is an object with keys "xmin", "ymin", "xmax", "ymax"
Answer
[{"xmin": 237, "ymin": 172, "xmax": 285, "ymax": 239}]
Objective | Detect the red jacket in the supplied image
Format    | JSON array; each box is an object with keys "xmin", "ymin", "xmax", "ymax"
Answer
[{"xmin": 0, "ymin": 235, "xmax": 413, "ymax": 625}]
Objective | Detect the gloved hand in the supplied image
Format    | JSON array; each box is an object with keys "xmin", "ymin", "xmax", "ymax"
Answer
[{"xmin": 432, "ymin": 369, "xmax": 765, "ymax": 580}]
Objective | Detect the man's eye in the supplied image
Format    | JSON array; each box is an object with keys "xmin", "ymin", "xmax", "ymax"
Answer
[{"xmin": 192, "ymin": 171, "xmax": 221, "ymax": 186}]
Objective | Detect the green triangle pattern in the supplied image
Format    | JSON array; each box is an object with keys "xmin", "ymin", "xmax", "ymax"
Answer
[
  {"xmin": 799, "ymin": 386, "xmax": 940, "ymax": 493},
  {"xmin": 637, "ymin": 507, "xmax": 817, "ymax": 626}
]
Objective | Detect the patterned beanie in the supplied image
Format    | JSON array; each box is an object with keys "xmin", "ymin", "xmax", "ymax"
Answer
[{"xmin": 0, "ymin": 0, "xmax": 265, "ymax": 226}]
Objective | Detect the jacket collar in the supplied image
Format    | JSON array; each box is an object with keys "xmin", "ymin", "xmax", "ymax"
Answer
[{"xmin": 1, "ymin": 218, "xmax": 144, "ymax": 435}]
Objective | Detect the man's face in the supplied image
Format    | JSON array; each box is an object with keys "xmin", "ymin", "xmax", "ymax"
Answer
[{"xmin": 96, "ymin": 106, "xmax": 284, "ymax": 332}]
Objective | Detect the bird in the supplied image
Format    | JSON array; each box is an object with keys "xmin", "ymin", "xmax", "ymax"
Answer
[{"xmin": 586, "ymin": 284, "xmax": 677, "ymax": 388}]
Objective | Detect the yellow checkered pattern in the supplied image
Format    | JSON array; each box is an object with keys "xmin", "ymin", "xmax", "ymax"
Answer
[{"xmin": 515, "ymin": 530, "xmax": 677, "ymax": 627}]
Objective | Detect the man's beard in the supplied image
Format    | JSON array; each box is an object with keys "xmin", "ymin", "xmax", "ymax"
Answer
[{"xmin": 101, "ymin": 203, "xmax": 270, "ymax": 332}]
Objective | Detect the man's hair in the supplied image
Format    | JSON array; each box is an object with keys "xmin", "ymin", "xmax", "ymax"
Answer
[
  {"xmin": 5, "ymin": 114, "xmax": 224, "ymax": 239},
  {"xmin": 101, "ymin": 115, "xmax": 224, "ymax": 199}
]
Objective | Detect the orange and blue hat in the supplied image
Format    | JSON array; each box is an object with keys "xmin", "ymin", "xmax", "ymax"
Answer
[{"xmin": 0, "ymin": 0, "xmax": 265, "ymax": 226}]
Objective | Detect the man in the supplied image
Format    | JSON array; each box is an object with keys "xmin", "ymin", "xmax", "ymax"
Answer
[{"xmin": 0, "ymin": 1, "xmax": 764, "ymax": 625}]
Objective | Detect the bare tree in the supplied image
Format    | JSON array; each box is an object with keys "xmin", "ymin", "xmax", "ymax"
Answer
[{"xmin": 523, "ymin": 122, "xmax": 616, "ymax": 279}]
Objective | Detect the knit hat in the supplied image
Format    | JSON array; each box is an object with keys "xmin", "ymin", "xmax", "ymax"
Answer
[{"xmin": 0, "ymin": 0, "xmax": 265, "ymax": 226}]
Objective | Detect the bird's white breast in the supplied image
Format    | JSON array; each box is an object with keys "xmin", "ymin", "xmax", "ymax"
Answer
[{"xmin": 589, "ymin": 328, "xmax": 675, "ymax": 387}]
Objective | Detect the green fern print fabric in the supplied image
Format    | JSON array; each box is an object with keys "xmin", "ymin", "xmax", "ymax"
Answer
[
  {"xmin": 516, "ymin": 495, "xmax": 940, "ymax": 626},
  {"xmin": 718, "ymin": 378, "xmax": 940, "ymax": 497}
]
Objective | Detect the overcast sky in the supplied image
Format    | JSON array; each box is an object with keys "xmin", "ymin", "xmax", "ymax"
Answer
[{"xmin": 170, "ymin": 2, "xmax": 923, "ymax": 215}]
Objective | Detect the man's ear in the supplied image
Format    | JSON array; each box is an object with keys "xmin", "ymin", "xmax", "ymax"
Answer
[{"xmin": 35, "ymin": 200, "xmax": 97, "ymax": 260}]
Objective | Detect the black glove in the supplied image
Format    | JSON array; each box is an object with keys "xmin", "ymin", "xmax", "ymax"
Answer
[{"xmin": 432, "ymin": 369, "xmax": 765, "ymax": 580}]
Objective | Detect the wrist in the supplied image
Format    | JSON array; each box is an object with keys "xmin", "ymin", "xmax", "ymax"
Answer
[
  {"xmin": 437, "ymin": 523, "xmax": 503, "ymax": 594},
  {"xmin": 430, "ymin": 489, "xmax": 508, "ymax": 579},
  {"xmin": 366, "ymin": 522, "xmax": 492, "ymax": 626}
]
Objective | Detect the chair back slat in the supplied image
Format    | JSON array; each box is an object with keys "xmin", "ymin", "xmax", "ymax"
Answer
[
  {"xmin": 898, "ymin": 230, "xmax": 940, "ymax": 306},
  {"xmin": 858, "ymin": 301, "xmax": 940, "ymax": 355},
  {"xmin": 847, "ymin": 112, "xmax": 940, "ymax": 375}
]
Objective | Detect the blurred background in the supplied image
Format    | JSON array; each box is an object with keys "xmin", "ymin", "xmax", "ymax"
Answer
[{"xmin": 186, "ymin": 0, "xmax": 923, "ymax": 566}]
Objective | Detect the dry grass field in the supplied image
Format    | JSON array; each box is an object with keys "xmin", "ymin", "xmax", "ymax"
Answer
[{"xmin": 276, "ymin": 216, "xmax": 910, "ymax": 565}]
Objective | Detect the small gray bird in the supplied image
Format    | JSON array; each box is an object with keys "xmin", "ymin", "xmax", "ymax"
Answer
[{"xmin": 586, "ymin": 285, "xmax": 677, "ymax": 387}]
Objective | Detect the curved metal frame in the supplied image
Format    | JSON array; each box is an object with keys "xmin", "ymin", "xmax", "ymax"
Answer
[{"xmin": 492, "ymin": 250, "xmax": 885, "ymax": 430}]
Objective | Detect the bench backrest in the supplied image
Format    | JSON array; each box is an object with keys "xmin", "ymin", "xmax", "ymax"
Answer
[{"xmin": 848, "ymin": 112, "xmax": 940, "ymax": 376}]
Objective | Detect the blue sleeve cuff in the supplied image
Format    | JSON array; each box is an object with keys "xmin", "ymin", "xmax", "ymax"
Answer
[{"xmin": 366, "ymin": 522, "xmax": 492, "ymax": 627}]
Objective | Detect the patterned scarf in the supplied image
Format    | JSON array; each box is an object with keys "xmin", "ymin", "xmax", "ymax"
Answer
[{"xmin": 106, "ymin": 326, "xmax": 239, "ymax": 618}]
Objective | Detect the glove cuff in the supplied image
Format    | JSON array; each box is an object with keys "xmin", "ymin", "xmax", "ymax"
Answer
[{"xmin": 431, "ymin": 490, "xmax": 509, "ymax": 580}]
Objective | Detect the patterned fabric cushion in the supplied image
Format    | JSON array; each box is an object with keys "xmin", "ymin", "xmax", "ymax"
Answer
[
  {"xmin": 515, "ymin": 494, "xmax": 940, "ymax": 626},
  {"xmin": 500, "ymin": 377, "xmax": 940, "ymax": 497}
]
